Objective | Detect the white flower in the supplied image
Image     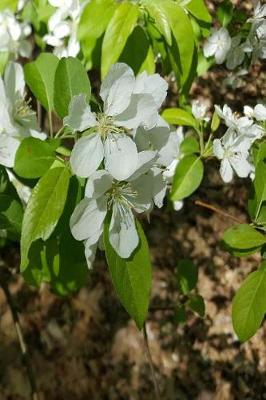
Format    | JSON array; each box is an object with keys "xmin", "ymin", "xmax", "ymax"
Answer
[
  {"xmin": 192, "ymin": 100, "xmax": 210, "ymax": 122},
  {"xmin": 214, "ymin": 104, "xmax": 253, "ymax": 133},
  {"xmin": 248, "ymin": 1, "xmax": 266, "ymax": 22},
  {"xmin": 203, "ymin": 28, "xmax": 231, "ymax": 64},
  {"xmin": 70, "ymin": 155, "xmax": 159, "ymax": 264},
  {"xmin": 244, "ymin": 104, "xmax": 266, "ymax": 121},
  {"xmin": 0, "ymin": 9, "xmax": 31, "ymax": 58},
  {"xmin": 65, "ymin": 63, "xmax": 167, "ymax": 181},
  {"xmin": 0, "ymin": 62, "xmax": 45, "ymax": 168},
  {"xmin": 213, "ymin": 130, "xmax": 253, "ymax": 183}
]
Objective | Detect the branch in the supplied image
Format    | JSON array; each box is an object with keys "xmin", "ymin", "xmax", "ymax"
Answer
[
  {"xmin": 143, "ymin": 323, "xmax": 161, "ymax": 400},
  {"xmin": 0, "ymin": 272, "xmax": 40, "ymax": 400},
  {"xmin": 195, "ymin": 199, "xmax": 244, "ymax": 224}
]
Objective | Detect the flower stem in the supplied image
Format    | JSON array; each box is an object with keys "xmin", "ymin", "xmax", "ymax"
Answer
[
  {"xmin": 143, "ymin": 323, "xmax": 161, "ymax": 400},
  {"xmin": 195, "ymin": 199, "xmax": 244, "ymax": 224}
]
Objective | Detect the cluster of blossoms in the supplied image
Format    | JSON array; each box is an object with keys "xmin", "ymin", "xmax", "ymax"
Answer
[
  {"xmin": 0, "ymin": 7, "xmax": 31, "ymax": 59},
  {"xmin": 44, "ymin": 0, "xmax": 85, "ymax": 58},
  {"xmin": 63, "ymin": 63, "xmax": 186, "ymax": 267},
  {"xmin": 0, "ymin": 62, "xmax": 45, "ymax": 168},
  {"xmin": 203, "ymin": 1, "xmax": 266, "ymax": 71},
  {"xmin": 213, "ymin": 103, "xmax": 266, "ymax": 183}
]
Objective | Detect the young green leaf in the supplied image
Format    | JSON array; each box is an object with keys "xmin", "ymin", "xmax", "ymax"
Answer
[
  {"xmin": 253, "ymin": 161, "xmax": 266, "ymax": 222},
  {"xmin": 162, "ymin": 108, "xmax": 197, "ymax": 127},
  {"xmin": 0, "ymin": 0, "xmax": 17, "ymax": 11},
  {"xmin": 186, "ymin": 0, "xmax": 212, "ymax": 24},
  {"xmin": 20, "ymin": 167, "xmax": 71, "ymax": 271},
  {"xmin": 217, "ymin": 0, "xmax": 234, "ymax": 27},
  {"xmin": 232, "ymin": 262, "xmax": 266, "ymax": 341},
  {"xmin": 14, "ymin": 137, "xmax": 56, "ymax": 179},
  {"xmin": 180, "ymin": 137, "xmax": 200, "ymax": 155},
  {"xmin": 101, "ymin": 2, "xmax": 139, "ymax": 77},
  {"xmin": 187, "ymin": 295, "xmax": 205, "ymax": 317},
  {"xmin": 104, "ymin": 220, "xmax": 152, "ymax": 330},
  {"xmin": 177, "ymin": 259, "xmax": 198, "ymax": 295},
  {"xmin": 142, "ymin": 0, "xmax": 172, "ymax": 45},
  {"xmin": 223, "ymin": 224, "xmax": 266, "ymax": 251},
  {"xmin": 54, "ymin": 57, "xmax": 91, "ymax": 118},
  {"xmin": 171, "ymin": 155, "xmax": 204, "ymax": 201},
  {"xmin": 24, "ymin": 53, "xmax": 59, "ymax": 112}
]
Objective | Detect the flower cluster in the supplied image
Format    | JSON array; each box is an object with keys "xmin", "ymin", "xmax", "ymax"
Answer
[
  {"xmin": 44, "ymin": 0, "xmax": 85, "ymax": 58},
  {"xmin": 0, "ymin": 8, "xmax": 31, "ymax": 59},
  {"xmin": 203, "ymin": 2, "xmax": 266, "ymax": 71},
  {"xmin": 213, "ymin": 103, "xmax": 266, "ymax": 183},
  {"xmin": 65, "ymin": 63, "xmax": 184, "ymax": 266},
  {"xmin": 0, "ymin": 62, "xmax": 45, "ymax": 168}
]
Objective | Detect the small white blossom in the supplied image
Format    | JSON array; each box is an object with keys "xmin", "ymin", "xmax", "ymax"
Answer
[
  {"xmin": 192, "ymin": 100, "xmax": 210, "ymax": 122},
  {"xmin": 203, "ymin": 28, "xmax": 231, "ymax": 64},
  {"xmin": 244, "ymin": 104, "xmax": 266, "ymax": 121},
  {"xmin": 0, "ymin": 62, "xmax": 45, "ymax": 168},
  {"xmin": 65, "ymin": 63, "xmax": 167, "ymax": 181},
  {"xmin": 0, "ymin": 9, "xmax": 31, "ymax": 58}
]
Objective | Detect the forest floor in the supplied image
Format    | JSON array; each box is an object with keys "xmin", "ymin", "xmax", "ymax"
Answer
[{"xmin": 1, "ymin": 1, "xmax": 266, "ymax": 399}]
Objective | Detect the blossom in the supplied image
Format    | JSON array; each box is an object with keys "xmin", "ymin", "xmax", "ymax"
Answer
[
  {"xmin": 0, "ymin": 9, "xmax": 31, "ymax": 58},
  {"xmin": 203, "ymin": 28, "xmax": 231, "ymax": 64},
  {"xmin": 44, "ymin": 0, "xmax": 84, "ymax": 57},
  {"xmin": 214, "ymin": 104, "xmax": 253, "ymax": 133},
  {"xmin": 70, "ymin": 153, "xmax": 159, "ymax": 265},
  {"xmin": 0, "ymin": 62, "xmax": 45, "ymax": 168},
  {"xmin": 244, "ymin": 104, "xmax": 266, "ymax": 121},
  {"xmin": 213, "ymin": 130, "xmax": 253, "ymax": 183},
  {"xmin": 65, "ymin": 63, "xmax": 167, "ymax": 181},
  {"xmin": 192, "ymin": 100, "xmax": 210, "ymax": 122}
]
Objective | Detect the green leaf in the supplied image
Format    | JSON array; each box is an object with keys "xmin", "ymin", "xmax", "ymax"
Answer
[
  {"xmin": 0, "ymin": 52, "xmax": 9, "ymax": 75},
  {"xmin": 104, "ymin": 220, "xmax": 152, "ymax": 329},
  {"xmin": 119, "ymin": 26, "xmax": 155, "ymax": 74},
  {"xmin": 161, "ymin": 2, "xmax": 196, "ymax": 87},
  {"xmin": 20, "ymin": 167, "xmax": 71, "ymax": 271},
  {"xmin": 171, "ymin": 155, "xmax": 204, "ymax": 201},
  {"xmin": 54, "ymin": 57, "xmax": 91, "ymax": 118},
  {"xmin": 162, "ymin": 108, "xmax": 197, "ymax": 127},
  {"xmin": 0, "ymin": 0, "xmax": 17, "ymax": 11},
  {"xmin": 188, "ymin": 295, "xmax": 205, "ymax": 317},
  {"xmin": 223, "ymin": 224, "xmax": 266, "ymax": 251},
  {"xmin": 174, "ymin": 305, "xmax": 186, "ymax": 323},
  {"xmin": 186, "ymin": 0, "xmax": 212, "ymax": 24},
  {"xmin": 142, "ymin": 0, "xmax": 172, "ymax": 45},
  {"xmin": 177, "ymin": 259, "xmax": 198, "ymax": 294},
  {"xmin": 24, "ymin": 53, "xmax": 59, "ymax": 112},
  {"xmin": 217, "ymin": 0, "xmax": 234, "ymax": 27},
  {"xmin": 0, "ymin": 194, "xmax": 23, "ymax": 235},
  {"xmin": 232, "ymin": 262, "xmax": 266, "ymax": 341},
  {"xmin": 14, "ymin": 137, "xmax": 56, "ymax": 179},
  {"xmin": 180, "ymin": 137, "xmax": 200, "ymax": 155},
  {"xmin": 253, "ymin": 161, "xmax": 266, "ymax": 222},
  {"xmin": 101, "ymin": 2, "xmax": 139, "ymax": 78}
]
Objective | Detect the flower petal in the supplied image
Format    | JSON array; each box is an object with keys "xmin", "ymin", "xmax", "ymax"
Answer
[
  {"xmin": 4, "ymin": 62, "xmax": 25, "ymax": 104},
  {"xmin": 109, "ymin": 202, "xmax": 139, "ymax": 258},
  {"xmin": 220, "ymin": 158, "xmax": 234, "ymax": 183},
  {"xmin": 70, "ymin": 197, "xmax": 107, "ymax": 241},
  {"xmin": 0, "ymin": 135, "xmax": 20, "ymax": 168},
  {"xmin": 134, "ymin": 71, "xmax": 168, "ymax": 108},
  {"xmin": 104, "ymin": 133, "xmax": 138, "ymax": 181},
  {"xmin": 64, "ymin": 94, "xmax": 97, "ymax": 132},
  {"xmin": 100, "ymin": 63, "xmax": 135, "ymax": 116},
  {"xmin": 85, "ymin": 170, "xmax": 113, "ymax": 199},
  {"xmin": 70, "ymin": 133, "xmax": 104, "ymax": 178},
  {"xmin": 213, "ymin": 139, "xmax": 224, "ymax": 160},
  {"xmin": 127, "ymin": 150, "xmax": 158, "ymax": 181}
]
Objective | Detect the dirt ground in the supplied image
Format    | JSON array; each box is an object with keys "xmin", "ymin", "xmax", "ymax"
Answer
[{"xmin": 1, "ymin": 1, "xmax": 266, "ymax": 399}]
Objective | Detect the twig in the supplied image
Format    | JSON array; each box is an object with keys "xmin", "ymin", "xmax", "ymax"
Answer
[
  {"xmin": 0, "ymin": 273, "xmax": 40, "ymax": 400},
  {"xmin": 37, "ymin": 101, "xmax": 42, "ymax": 130},
  {"xmin": 143, "ymin": 323, "xmax": 161, "ymax": 400},
  {"xmin": 195, "ymin": 199, "xmax": 244, "ymax": 224}
]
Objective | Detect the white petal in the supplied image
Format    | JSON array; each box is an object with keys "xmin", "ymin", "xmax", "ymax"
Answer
[
  {"xmin": 134, "ymin": 72, "xmax": 168, "ymax": 108},
  {"xmin": 84, "ymin": 240, "xmax": 98, "ymax": 270},
  {"xmin": 213, "ymin": 139, "xmax": 225, "ymax": 160},
  {"xmin": 254, "ymin": 104, "xmax": 266, "ymax": 121},
  {"xmin": 0, "ymin": 136, "xmax": 20, "ymax": 168},
  {"xmin": 64, "ymin": 94, "xmax": 97, "ymax": 131},
  {"xmin": 127, "ymin": 150, "xmax": 158, "ymax": 181},
  {"xmin": 115, "ymin": 93, "xmax": 158, "ymax": 130},
  {"xmin": 130, "ymin": 174, "xmax": 154, "ymax": 213},
  {"xmin": 231, "ymin": 154, "xmax": 252, "ymax": 178},
  {"xmin": 70, "ymin": 133, "xmax": 104, "ymax": 178},
  {"xmin": 4, "ymin": 62, "xmax": 25, "ymax": 104},
  {"xmin": 53, "ymin": 21, "xmax": 71, "ymax": 39},
  {"xmin": 109, "ymin": 202, "xmax": 139, "ymax": 258},
  {"xmin": 100, "ymin": 63, "xmax": 135, "ymax": 116},
  {"xmin": 151, "ymin": 168, "xmax": 167, "ymax": 208},
  {"xmin": 174, "ymin": 200, "xmax": 184, "ymax": 211},
  {"xmin": 85, "ymin": 170, "xmax": 113, "ymax": 199},
  {"xmin": 203, "ymin": 40, "xmax": 217, "ymax": 58},
  {"xmin": 220, "ymin": 158, "xmax": 234, "ymax": 183},
  {"xmin": 104, "ymin": 134, "xmax": 138, "ymax": 181},
  {"xmin": 70, "ymin": 197, "xmax": 107, "ymax": 241}
]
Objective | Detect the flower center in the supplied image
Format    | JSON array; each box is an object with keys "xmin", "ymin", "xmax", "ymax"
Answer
[
  {"xmin": 107, "ymin": 182, "xmax": 138, "ymax": 210},
  {"xmin": 96, "ymin": 113, "xmax": 129, "ymax": 139}
]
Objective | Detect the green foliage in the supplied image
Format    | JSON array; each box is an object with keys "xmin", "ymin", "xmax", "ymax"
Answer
[
  {"xmin": 54, "ymin": 57, "xmax": 91, "ymax": 118},
  {"xmin": 177, "ymin": 259, "xmax": 198, "ymax": 295},
  {"xmin": 141, "ymin": 0, "xmax": 172, "ymax": 46},
  {"xmin": 171, "ymin": 155, "xmax": 204, "ymax": 201},
  {"xmin": 14, "ymin": 137, "xmax": 56, "ymax": 179},
  {"xmin": 162, "ymin": 108, "xmax": 197, "ymax": 127},
  {"xmin": 223, "ymin": 224, "xmax": 266, "ymax": 255},
  {"xmin": 104, "ymin": 220, "xmax": 152, "ymax": 330},
  {"xmin": 101, "ymin": 2, "xmax": 139, "ymax": 78},
  {"xmin": 24, "ymin": 53, "xmax": 59, "ymax": 112},
  {"xmin": 232, "ymin": 262, "xmax": 266, "ymax": 341},
  {"xmin": 180, "ymin": 137, "xmax": 200, "ymax": 155},
  {"xmin": 0, "ymin": 0, "xmax": 17, "ymax": 11},
  {"xmin": 186, "ymin": 0, "xmax": 212, "ymax": 25},
  {"xmin": 20, "ymin": 167, "xmax": 71, "ymax": 272},
  {"xmin": 187, "ymin": 294, "xmax": 205, "ymax": 317},
  {"xmin": 217, "ymin": 0, "xmax": 234, "ymax": 27}
]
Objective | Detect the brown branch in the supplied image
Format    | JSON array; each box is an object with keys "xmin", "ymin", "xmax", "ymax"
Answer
[
  {"xmin": 0, "ymin": 273, "xmax": 40, "ymax": 400},
  {"xmin": 143, "ymin": 323, "xmax": 161, "ymax": 400},
  {"xmin": 195, "ymin": 200, "xmax": 244, "ymax": 224}
]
